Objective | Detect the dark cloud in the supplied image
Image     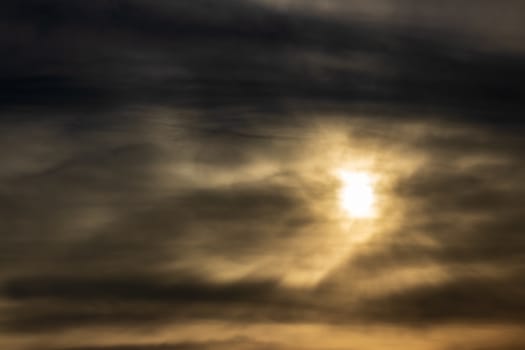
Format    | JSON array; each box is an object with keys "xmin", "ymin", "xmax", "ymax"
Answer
[
  {"xmin": 359, "ymin": 272, "xmax": 525, "ymax": 325},
  {"xmin": 1, "ymin": 1, "xmax": 525, "ymax": 350},
  {"xmin": 1, "ymin": 0, "xmax": 524, "ymax": 125},
  {"xmin": 1, "ymin": 274, "xmax": 337, "ymax": 333},
  {"xmin": 4, "ymin": 276, "xmax": 281, "ymax": 303}
]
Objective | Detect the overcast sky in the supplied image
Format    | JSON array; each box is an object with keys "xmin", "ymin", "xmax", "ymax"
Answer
[{"xmin": 1, "ymin": 1, "xmax": 525, "ymax": 349}]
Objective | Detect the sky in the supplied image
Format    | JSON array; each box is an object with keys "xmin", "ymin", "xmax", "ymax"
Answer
[{"xmin": 1, "ymin": 1, "xmax": 525, "ymax": 349}]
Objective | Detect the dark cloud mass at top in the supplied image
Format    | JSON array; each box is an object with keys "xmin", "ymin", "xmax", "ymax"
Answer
[
  {"xmin": 1, "ymin": 1, "xmax": 525, "ymax": 350},
  {"xmin": 2, "ymin": 0, "xmax": 524, "ymax": 122}
]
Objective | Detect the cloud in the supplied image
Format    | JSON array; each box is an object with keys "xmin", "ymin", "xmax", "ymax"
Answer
[
  {"xmin": 1, "ymin": 118, "xmax": 525, "ymax": 338},
  {"xmin": 48, "ymin": 336, "xmax": 303, "ymax": 350},
  {"xmin": 2, "ymin": 1, "xmax": 525, "ymax": 349},
  {"xmin": 1, "ymin": 0, "xmax": 524, "ymax": 125}
]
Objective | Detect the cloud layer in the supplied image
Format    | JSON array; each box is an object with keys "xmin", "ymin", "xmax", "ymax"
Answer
[{"xmin": 1, "ymin": 1, "xmax": 525, "ymax": 349}]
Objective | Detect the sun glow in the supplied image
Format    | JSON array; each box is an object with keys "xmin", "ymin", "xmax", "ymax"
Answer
[{"xmin": 337, "ymin": 170, "xmax": 376, "ymax": 218}]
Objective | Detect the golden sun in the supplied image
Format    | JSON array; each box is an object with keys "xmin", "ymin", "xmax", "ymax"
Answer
[{"xmin": 337, "ymin": 170, "xmax": 376, "ymax": 219}]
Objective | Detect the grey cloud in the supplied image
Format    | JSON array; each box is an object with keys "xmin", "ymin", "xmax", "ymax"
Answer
[
  {"xmin": 357, "ymin": 271, "xmax": 525, "ymax": 325},
  {"xmin": 1, "ymin": 1, "xmax": 525, "ymax": 349},
  {"xmin": 2, "ymin": 117, "xmax": 525, "ymax": 334},
  {"xmin": 1, "ymin": 0, "xmax": 524, "ymax": 125},
  {"xmin": 1, "ymin": 275, "xmax": 320, "ymax": 332}
]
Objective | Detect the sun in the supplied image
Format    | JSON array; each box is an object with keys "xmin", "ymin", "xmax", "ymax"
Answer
[{"xmin": 337, "ymin": 170, "xmax": 376, "ymax": 218}]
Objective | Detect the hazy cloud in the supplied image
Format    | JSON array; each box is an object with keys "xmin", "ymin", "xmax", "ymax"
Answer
[{"xmin": 1, "ymin": 1, "xmax": 525, "ymax": 350}]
